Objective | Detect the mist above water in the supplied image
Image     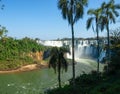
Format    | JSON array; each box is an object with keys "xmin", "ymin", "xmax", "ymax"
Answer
[
  {"xmin": 66, "ymin": 40, "xmax": 98, "ymax": 60},
  {"xmin": 39, "ymin": 39, "xmax": 106, "ymax": 62}
]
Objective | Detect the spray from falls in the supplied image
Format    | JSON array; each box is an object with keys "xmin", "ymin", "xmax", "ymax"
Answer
[
  {"xmin": 67, "ymin": 40, "xmax": 98, "ymax": 60},
  {"xmin": 39, "ymin": 39, "xmax": 106, "ymax": 62}
]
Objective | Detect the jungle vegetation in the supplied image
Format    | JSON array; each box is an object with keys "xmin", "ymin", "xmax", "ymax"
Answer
[{"xmin": 0, "ymin": 26, "xmax": 46, "ymax": 70}]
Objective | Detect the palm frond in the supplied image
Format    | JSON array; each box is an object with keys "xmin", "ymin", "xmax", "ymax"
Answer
[
  {"xmin": 100, "ymin": 0, "xmax": 120, "ymax": 25},
  {"xmin": 87, "ymin": 9, "xmax": 95, "ymax": 15},
  {"xmin": 49, "ymin": 47, "xmax": 68, "ymax": 73},
  {"xmin": 92, "ymin": 25, "xmax": 95, "ymax": 33},
  {"xmin": 59, "ymin": 54, "xmax": 68, "ymax": 72},
  {"xmin": 81, "ymin": 0, "xmax": 88, "ymax": 6},
  {"xmin": 49, "ymin": 47, "xmax": 59, "ymax": 73},
  {"xmin": 73, "ymin": 0, "xmax": 88, "ymax": 23},
  {"xmin": 86, "ymin": 17, "xmax": 94, "ymax": 30},
  {"xmin": 58, "ymin": 0, "xmax": 87, "ymax": 25},
  {"xmin": 62, "ymin": 58, "xmax": 68, "ymax": 72},
  {"xmin": 109, "ymin": 0, "xmax": 114, "ymax": 5},
  {"xmin": 74, "ymin": 2, "xmax": 83, "ymax": 23},
  {"xmin": 59, "ymin": 47, "xmax": 68, "ymax": 71},
  {"xmin": 114, "ymin": 4, "xmax": 120, "ymax": 9},
  {"xmin": 113, "ymin": 10, "xmax": 119, "ymax": 17},
  {"xmin": 58, "ymin": 0, "xmax": 68, "ymax": 20},
  {"xmin": 68, "ymin": 10, "xmax": 72, "ymax": 24},
  {"xmin": 99, "ymin": 16, "xmax": 108, "ymax": 31},
  {"xmin": 101, "ymin": 2, "xmax": 106, "ymax": 9},
  {"xmin": 108, "ymin": 11, "xmax": 116, "ymax": 23},
  {"xmin": 49, "ymin": 55, "xmax": 57, "ymax": 73},
  {"xmin": 96, "ymin": 8, "xmax": 102, "ymax": 15}
]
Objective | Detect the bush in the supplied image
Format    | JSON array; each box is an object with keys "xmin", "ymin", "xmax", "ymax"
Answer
[
  {"xmin": 104, "ymin": 48, "xmax": 120, "ymax": 75},
  {"xmin": 0, "ymin": 37, "xmax": 47, "ymax": 70}
]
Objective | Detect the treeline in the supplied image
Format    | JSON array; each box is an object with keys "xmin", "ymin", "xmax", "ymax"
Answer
[
  {"xmin": 56, "ymin": 37, "xmax": 107, "ymax": 41},
  {"xmin": 0, "ymin": 37, "xmax": 46, "ymax": 70}
]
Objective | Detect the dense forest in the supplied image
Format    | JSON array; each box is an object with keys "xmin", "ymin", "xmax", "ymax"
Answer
[{"xmin": 0, "ymin": 27, "xmax": 46, "ymax": 70}]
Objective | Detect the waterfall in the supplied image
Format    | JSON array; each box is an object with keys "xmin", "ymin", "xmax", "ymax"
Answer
[
  {"xmin": 67, "ymin": 40, "xmax": 98, "ymax": 59},
  {"xmin": 39, "ymin": 39, "xmax": 106, "ymax": 62},
  {"xmin": 99, "ymin": 49, "xmax": 106, "ymax": 63}
]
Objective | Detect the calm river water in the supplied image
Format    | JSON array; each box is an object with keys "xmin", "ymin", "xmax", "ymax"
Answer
[{"xmin": 0, "ymin": 59, "xmax": 103, "ymax": 94}]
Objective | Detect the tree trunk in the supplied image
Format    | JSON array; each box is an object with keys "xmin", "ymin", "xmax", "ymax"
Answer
[
  {"xmin": 96, "ymin": 20, "xmax": 99, "ymax": 72},
  {"xmin": 71, "ymin": 23, "xmax": 75, "ymax": 86},
  {"xmin": 71, "ymin": 0, "xmax": 75, "ymax": 86},
  {"xmin": 106, "ymin": 8, "xmax": 110, "ymax": 67},
  {"xmin": 107, "ymin": 24, "xmax": 110, "ymax": 59},
  {"xmin": 58, "ymin": 54, "xmax": 61, "ymax": 88},
  {"xmin": 107, "ymin": 24, "xmax": 110, "ymax": 68}
]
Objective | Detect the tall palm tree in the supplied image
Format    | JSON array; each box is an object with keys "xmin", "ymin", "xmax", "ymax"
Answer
[
  {"xmin": 100, "ymin": 0, "xmax": 120, "ymax": 63},
  {"xmin": 86, "ymin": 8, "xmax": 102, "ymax": 72},
  {"xmin": 49, "ymin": 47, "xmax": 68, "ymax": 88},
  {"xmin": 58, "ymin": 0, "xmax": 87, "ymax": 85}
]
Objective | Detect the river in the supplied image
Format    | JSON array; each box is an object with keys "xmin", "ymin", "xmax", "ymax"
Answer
[{"xmin": 0, "ymin": 59, "xmax": 104, "ymax": 94}]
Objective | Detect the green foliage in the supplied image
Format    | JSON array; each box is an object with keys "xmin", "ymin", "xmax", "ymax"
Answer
[
  {"xmin": 46, "ymin": 71, "xmax": 102, "ymax": 94},
  {"xmin": 90, "ymin": 80, "xmax": 120, "ymax": 94},
  {"xmin": 110, "ymin": 27, "xmax": 120, "ymax": 45},
  {"xmin": 49, "ymin": 47, "xmax": 68, "ymax": 88},
  {"xmin": 49, "ymin": 47, "xmax": 68, "ymax": 72},
  {"xmin": 45, "ymin": 85, "xmax": 74, "ymax": 94},
  {"xmin": 0, "ymin": 26, "xmax": 8, "ymax": 38},
  {"xmin": 103, "ymin": 45, "xmax": 120, "ymax": 75},
  {"xmin": 0, "ymin": 37, "xmax": 46, "ymax": 70},
  {"xmin": 73, "ymin": 71, "xmax": 102, "ymax": 85},
  {"xmin": 58, "ymin": 0, "xmax": 88, "ymax": 25},
  {"xmin": 46, "ymin": 38, "xmax": 120, "ymax": 94},
  {"xmin": 100, "ymin": 0, "xmax": 120, "ymax": 64},
  {"xmin": 46, "ymin": 70, "xmax": 120, "ymax": 94}
]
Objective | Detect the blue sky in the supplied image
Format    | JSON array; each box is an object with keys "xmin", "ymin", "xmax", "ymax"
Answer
[{"xmin": 0, "ymin": 0, "xmax": 120, "ymax": 40}]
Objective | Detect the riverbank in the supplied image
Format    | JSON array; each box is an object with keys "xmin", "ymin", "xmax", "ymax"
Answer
[{"xmin": 0, "ymin": 63, "xmax": 48, "ymax": 74}]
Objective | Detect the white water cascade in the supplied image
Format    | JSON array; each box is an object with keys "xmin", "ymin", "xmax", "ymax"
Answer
[
  {"xmin": 39, "ymin": 39, "xmax": 106, "ymax": 62},
  {"xmin": 66, "ymin": 40, "xmax": 98, "ymax": 59}
]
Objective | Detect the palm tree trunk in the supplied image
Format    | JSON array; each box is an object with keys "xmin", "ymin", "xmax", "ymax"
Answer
[
  {"xmin": 71, "ymin": 23, "xmax": 75, "ymax": 86},
  {"xmin": 58, "ymin": 54, "xmax": 61, "ymax": 88},
  {"xmin": 107, "ymin": 24, "xmax": 110, "ymax": 66},
  {"xmin": 58, "ymin": 68, "xmax": 61, "ymax": 88},
  {"xmin": 106, "ymin": 9, "xmax": 110, "ymax": 66},
  {"xmin": 96, "ymin": 20, "xmax": 99, "ymax": 72},
  {"xmin": 71, "ymin": 0, "xmax": 75, "ymax": 86}
]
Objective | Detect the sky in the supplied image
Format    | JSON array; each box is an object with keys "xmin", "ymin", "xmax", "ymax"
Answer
[{"xmin": 0, "ymin": 0, "xmax": 120, "ymax": 40}]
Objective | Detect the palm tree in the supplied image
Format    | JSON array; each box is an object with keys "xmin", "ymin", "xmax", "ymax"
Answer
[
  {"xmin": 100, "ymin": 0, "xmax": 120, "ymax": 63},
  {"xmin": 86, "ymin": 8, "xmax": 102, "ymax": 72},
  {"xmin": 58, "ymin": 0, "xmax": 87, "ymax": 85},
  {"xmin": 49, "ymin": 47, "xmax": 68, "ymax": 88}
]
